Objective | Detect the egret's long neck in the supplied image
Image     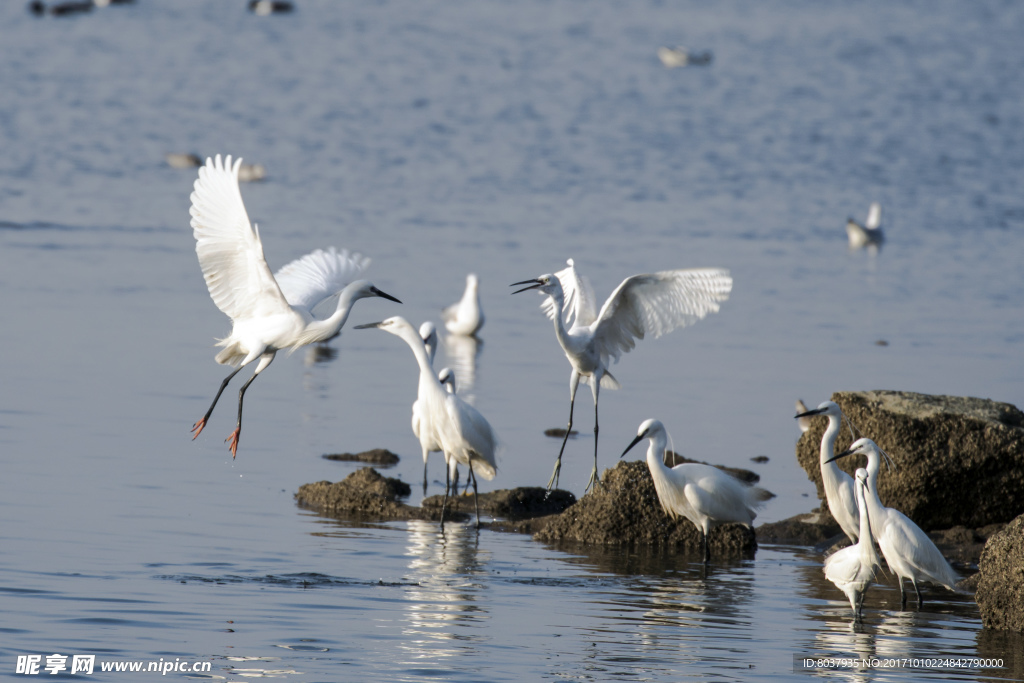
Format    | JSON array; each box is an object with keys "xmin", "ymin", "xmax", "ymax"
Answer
[
  {"xmin": 547, "ymin": 288, "xmax": 571, "ymax": 348},
  {"xmin": 855, "ymin": 482, "xmax": 880, "ymax": 564},
  {"xmin": 398, "ymin": 326, "xmax": 441, "ymax": 391},
  {"xmin": 820, "ymin": 414, "xmax": 841, "ymax": 464},
  {"xmin": 861, "ymin": 468, "xmax": 887, "ymax": 540},
  {"xmin": 303, "ymin": 288, "xmax": 360, "ymax": 342},
  {"xmin": 865, "ymin": 449, "xmax": 880, "ymax": 481},
  {"xmin": 645, "ymin": 431, "xmax": 670, "ymax": 477}
]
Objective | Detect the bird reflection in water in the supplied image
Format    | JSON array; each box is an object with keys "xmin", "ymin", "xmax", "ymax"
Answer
[
  {"xmin": 399, "ymin": 521, "xmax": 491, "ymax": 666},
  {"xmin": 441, "ymin": 333, "xmax": 482, "ymax": 402}
]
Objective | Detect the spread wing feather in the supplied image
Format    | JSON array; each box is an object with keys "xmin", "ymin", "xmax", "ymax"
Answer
[
  {"xmin": 591, "ymin": 268, "xmax": 733, "ymax": 364},
  {"xmin": 541, "ymin": 258, "xmax": 598, "ymax": 328},
  {"xmin": 274, "ymin": 247, "xmax": 370, "ymax": 312},
  {"xmin": 190, "ymin": 155, "xmax": 290, "ymax": 322}
]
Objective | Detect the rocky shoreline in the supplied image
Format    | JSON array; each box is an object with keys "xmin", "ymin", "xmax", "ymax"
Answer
[{"xmin": 297, "ymin": 390, "xmax": 1024, "ymax": 632}]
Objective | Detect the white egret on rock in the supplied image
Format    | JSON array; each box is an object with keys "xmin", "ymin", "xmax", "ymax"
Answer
[
  {"xmin": 513, "ymin": 259, "xmax": 732, "ymax": 491},
  {"xmin": 846, "ymin": 202, "xmax": 884, "ymax": 250},
  {"xmin": 621, "ymin": 419, "xmax": 770, "ymax": 563},
  {"xmin": 442, "ymin": 273, "xmax": 484, "ymax": 336},
  {"xmin": 189, "ymin": 154, "xmax": 401, "ymax": 458},
  {"xmin": 828, "ymin": 438, "xmax": 959, "ymax": 608},
  {"xmin": 795, "ymin": 401, "xmax": 860, "ymax": 543},
  {"xmin": 356, "ymin": 317, "xmax": 496, "ymax": 529},
  {"xmin": 824, "ymin": 468, "xmax": 881, "ymax": 622}
]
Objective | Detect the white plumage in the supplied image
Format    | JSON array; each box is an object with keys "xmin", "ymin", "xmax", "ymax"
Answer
[
  {"xmin": 442, "ymin": 273, "xmax": 484, "ymax": 336},
  {"xmin": 621, "ymin": 419, "xmax": 769, "ymax": 563},
  {"xmin": 357, "ymin": 317, "xmax": 496, "ymax": 529},
  {"xmin": 795, "ymin": 400, "xmax": 860, "ymax": 543},
  {"xmin": 829, "ymin": 438, "xmax": 959, "ymax": 608},
  {"xmin": 411, "ymin": 321, "xmax": 441, "ymax": 490},
  {"xmin": 188, "ymin": 154, "xmax": 401, "ymax": 458},
  {"xmin": 846, "ymin": 202, "xmax": 884, "ymax": 249},
  {"xmin": 823, "ymin": 468, "xmax": 881, "ymax": 621},
  {"xmin": 513, "ymin": 259, "xmax": 732, "ymax": 491}
]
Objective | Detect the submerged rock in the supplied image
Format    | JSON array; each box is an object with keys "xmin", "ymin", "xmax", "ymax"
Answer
[
  {"xmin": 975, "ymin": 514, "xmax": 1024, "ymax": 632},
  {"xmin": 423, "ymin": 486, "xmax": 576, "ymax": 521},
  {"xmin": 534, "ymin": 460, "xmax": 758, "ymax": 556},
  {"xmin": 756, "ymin": 508, "xmax": 843, "ymax": 547},
  {"xmin": 322, "ymin": 448, "xmax": 401, "ymax": 466},
  {"xmin": 796, "ymin": 390, "xmax": 1024, "ymax": 531},
  {"xmin": 296, "ymin": 468, "xmax": 453, "ymax": 522}
]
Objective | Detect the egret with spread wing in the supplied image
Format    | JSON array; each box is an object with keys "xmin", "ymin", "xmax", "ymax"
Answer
[
  {"xmin": 189, "ymin": 155, "xmax": 401, "ymax": 458},
  {"xmin": 512, "ymin": 259, "xmax": 732, "ymax": 491}
]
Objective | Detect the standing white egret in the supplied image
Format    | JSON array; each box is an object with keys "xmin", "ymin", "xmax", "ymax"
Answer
[
  {"xmin": 442, "ymin": 273, "xmax": 484, "ymax": 336},
  {"xmin": 824, "ymin": 469, "xmax": 881, "ymax": 622},
  {"xmin": 411, "ymin": 321, "xmax": 441, "ymax": 491},
  {"xmin": 356, "ymin": 317, "xmax": 497, "ymax": 528},
  {"xmin": 621, "ymin": 419, "xmax": 769, "ymax": 563},
  {"xmin": 846, "ymin": 202, "xmax": 884, "ymax": 249},
  {"xmin": 189, "ymin": 154, "xmax": 401, "ymax": 458},
  {"xmin": 828, "ymin": 438, "xmax": 959, "ymax": 608},
  {"xmin": 512, "ymin": 260, "xmax": 732, "ymax": 491},
  {"xmin": 794, "ymin": 401, "xmax": 860, "ymax": 543}
]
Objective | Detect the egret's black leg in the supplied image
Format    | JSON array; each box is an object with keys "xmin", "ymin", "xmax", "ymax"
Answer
[
  {"xmin": 914, "ymin": 581, "xmax": 923, "ymax": 609},
  {"xmin": 899, "ymin": 578, "xmax": 907, "ymax": 610},
  {"xmin": 192, "ymin": 366, "xmax": 244, "ymax": 440},
  {"xmin": 226, "ymin": 369, "xmax": 260, "ymax": 459},
  {"xmin": 585, "ymin": 387, "xmax": 601, "ymax": 493},
  {"xmin": 440, "ymin": 463, "xmax": 451, "ymax": 532},
  {"xmin": 471, "ymin": 466, "xmax": 480, "ymax": 528},
  {"xmin": 548, "ymin": 394, "xmax": 576, "ymax": 490}
]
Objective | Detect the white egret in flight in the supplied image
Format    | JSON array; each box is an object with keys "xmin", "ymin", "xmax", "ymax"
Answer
[
  {"xmin": 189, "ymin": 154, "xmax": 401, "ymax": 458},
  {"xmin": 621, "ymin": 419, "xmax": 769, "ymax": 563},
  {"xmin": 512, "ymin": 259, "xmax": 732, "ymax": 491}
]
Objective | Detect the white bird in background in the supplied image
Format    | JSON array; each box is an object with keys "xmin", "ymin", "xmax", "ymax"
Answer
[
  {"xmin": 657, "ymin": 46, "xmax": 713, "ymax": 68},
  {"xmin": 621, "ymin": 419, "xmax": 770, "ymax": 563},
  {"xmin": 189, "ymin": 155, "xmax": 401, "ymax": 458},
  {"xmin": 411, "ymin": 321, "xmax": 441, "ymax": 490},
  {"xmin": 795, "ymin": 399, "xmax": 812, "ymax": 433},
  {"xmin": 794, "ymin": 400, "xmax": 860, "ymax": 543},
  {"xmin": 828, "ymin": 438, "xmax": 959, "ymax": 608},
  {"xmin": 824, "ymin": 468, "xmax": 881, "ymax": 622},
  {"xmin": 512, "ymin": 259, "xmax": 732, "ymax": 492},
  {"xmin": 442, "ymin": 273, "xmax": 485, "ymax": 336},
  {"xmin": 846, "ymin": 202, "xmax": 884, "ymax": 250},
  {"xmin": 356, "ymin": 317, "xmax": 497, "ymax": 529}
]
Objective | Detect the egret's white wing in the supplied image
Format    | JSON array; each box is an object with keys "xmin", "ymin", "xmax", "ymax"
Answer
[
  {"xmin": 591, "ymin": 268, "xmax": 733, "ymax": 364},
  {"xmin": 541, "ymin": 258, "xmax": 598, "ymax": 328},
  {"xmin": 274, "ymin": 247, "xmax": 370, "ymax": 312},
  {"xmin": 190, "ymin": 155, "xmax": 290, "ymax": 322},
  {"xmin": 886, "ymin": 511, "xmax": 959, "ymax": 589},
  {"xmin": 444, "ymin": 395, "xmax": 497, "ymax": 480}
]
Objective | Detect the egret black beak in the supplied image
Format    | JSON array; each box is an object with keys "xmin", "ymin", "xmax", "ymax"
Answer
[
  {"xmin": 795, "ymin": 407, "xmax": 826, "ymax": 419},
  {"xmin": 370, "ymin": 286, "xmax": 402, "ymax": 304},
  {"xmin": 621, "ymin": 433, "xmax": 645, "ymax": 458},
  {"xmin": 354, "ymin": 322, "xmax": 383, "ymax": 330},
  {"xmin": 510, "ymin": 279, "xmax": 543, "ymax": 294},
  {"xmin": 824, "ymin": 447, "xmax": 856, "ymax": 464}
]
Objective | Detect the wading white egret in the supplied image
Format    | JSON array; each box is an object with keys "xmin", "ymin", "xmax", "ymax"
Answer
[
  {"xmin": 846, "ymin": 202, "xmax": 884, "ymax": 249},
  {"xmin": 828, "ymin": 438, "xmax": 959, "ymax": 608},
  {"xmin": 824, "ymin": 469, "xmax": 881, "ymax": 622},
  {"xmin": 512, "ymin": 260, "xmax": 732, "ymax": 491},
  {"xmin": 621, "ymin": 419, "xmax": 769, "ymax": 563},
  {"xmin": 411, "ymin": 321, "xmax": 441, "ymax": 490},
  {"xmin": 189, "ymin": 154, "xmax": 401, "ymax": 458},
  {"xmin": 356, "ymin": 317, "xmax": 496, "ymax": 529},
  {"xmin": 442, "ymin": 273, "xmax": 484, "ymax": 336},
  {"xmin": 795, "ymin": 401, "xmax": 860, "ymax": 543}
]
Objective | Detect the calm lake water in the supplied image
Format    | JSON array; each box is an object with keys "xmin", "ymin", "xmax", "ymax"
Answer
[{"xmin": 2, "ymin": 0, "xmax": 1023, "ymax": 680}]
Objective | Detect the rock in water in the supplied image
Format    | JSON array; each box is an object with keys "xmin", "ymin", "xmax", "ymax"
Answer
[
  {"xmin": 796, "ymin": 390, "xmax": 1024, "ymax": 531},
  {"xmin": 535, "ymin": 460, "xmax": 758, "ymax": 556},
  {"xmin": 976, "ymin": 514, "xmax": 1024, "ymax": 632}
]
